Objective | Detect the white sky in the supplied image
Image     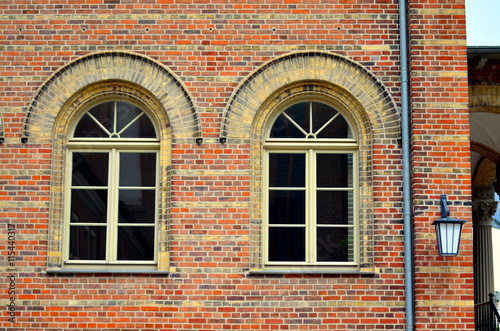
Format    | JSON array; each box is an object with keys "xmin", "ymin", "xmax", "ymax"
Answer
[{"xmin": 466, "ymin": 0, "xmax": 500, "ymax": 46}]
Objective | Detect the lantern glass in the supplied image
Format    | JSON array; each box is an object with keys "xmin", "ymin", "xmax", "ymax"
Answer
[{"xmin": 433, "ymin": 219, "xmax": 465, "ymax": 256}]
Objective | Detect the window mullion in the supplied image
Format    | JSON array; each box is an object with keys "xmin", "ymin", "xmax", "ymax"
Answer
[
  {"xmin": 107, "ymin": 148, "xmax": 119, "ymax": 262},
  {"xmin": 309, "ymin": 101, "xmax": 313, "ymax": 134},
  {"xmin": 307, "ymin": 149, "xmax": 316, "ymax": 264},
  {"xmin": 113, "ymin": 101, "xmax": 118, "ymax": 136}
]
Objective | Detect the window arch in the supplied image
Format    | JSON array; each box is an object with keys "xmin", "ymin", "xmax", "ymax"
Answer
[
  {"xmin": 221, "ymin": 53, "xmax": 400, "ymax": 274},
  {"xmin": 64, "ymin": 99, "xmax": 160, "ymax": 270},
  {"xmin": 263, "ymin": 99, "xmax": 359, "ymax": 268}
]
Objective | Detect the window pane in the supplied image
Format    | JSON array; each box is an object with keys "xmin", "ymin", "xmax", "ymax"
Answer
[
  {"xmin": 72, "ymin": 152, "xmax": 109, "ymax": 186},
  {"xmin": 269, "ymin": 102, "xmax": 309, "ymax": 138},
  {"xmin": 120, "ymin": 153, "xmax": 156, "ymax": 187},
  {"xmin": 118, "ymin": 190, "xmax": 156, "ymax": 223},
  {"xmin": 117, "ymin": 227, "xmax": 155, "ymax": 261},
  {"xmin": 317, "ymin": 227, "xmax": 354, "ymax": 262},
  {"xmin": 268, "ymin": 227, "xmax": 305, "ymax": 262},
  {"xmin": 73, "ymin": 113, "xmax": 108, "ymax": 138},
  {"xmin": 269, "ymin": 190, "xmax": 305, "ymax": 225},
  {"xmin": 71, "ymin": 189, "xmax": 108, "ymax": 223},
  {"xmin": 317, "ymin": 191, "xmax": 353, "ymax": 225},
  {"xmin": 116, "ymin": 102, "xmax": 157, "ymax": 138},
  {"xmin": 116, "ymin": 101, "xmax": 142, "ymax": 132},
  {"xmin": 312, "ymin": 102, "xmax": 351, "ymax": 139},
  {"xmin": 81, "ymin": 101, "xmax": 114, "ymax": 136},
  {"xmin": 316, "ymin": 153, "xmax": 352, "ymax": 188},
  {"xmin": 69, "ymin": 226, "xmax": 106, "ymax": 260},
  {"xmin": 269, "ymin": 153, "xmax": 305, "ymax": 187}
]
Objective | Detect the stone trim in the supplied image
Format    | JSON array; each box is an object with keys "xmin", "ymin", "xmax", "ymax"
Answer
[
  {"xmin": 220, "ymin": 51, "xmax": 399, "ymax": 141},
  {"xmin": 23, "ymin": 51, "xmax": 200, "ymax": 142}
]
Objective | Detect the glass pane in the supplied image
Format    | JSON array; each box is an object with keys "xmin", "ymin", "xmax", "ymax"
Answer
[
  {"xmin": 268, "ymin": 153, "xmax": 305, "ymax": 187},
  {"xmin": 120, "ymin": 153, "xmax": 157, "ymax": 187},
  {"xmin": 115, "ymin": 101, "xmax": 143, "ymax": 134},
  {"xmin": 121, "ymin": 114, "xmax": 157, "ymax": 138},
  {"xmin": 117, "ymin": 226, "xmax": 155, "ymax": 260},
  {"xmin": 317, "ymin": 154, "xmax": 352, "ymax": 188},
  {"xmin": 118, "ymin": 190, "xmax": 156, "ymax": 223},
  {"xmin": 269, "ymin": 190, "xmax": 305, "ymax": 225},
  {"xmin": 73, "ymin": 113, "xmax": 108, "ymax": 138},
  {"xmin": 72, "ymin": 152, "xmax": 109, "ymax": 186},
  {"xmin": 317, "ymin": 191, "xmax": 353, "ymax": 225},
  {"xmin": 71, "ymin": 189, "xmax": 108, "ymax": 223},
  {"xmin": 269, "ymin": 102, "xmax": 309, "ymax": 138},
  {"xmin": 317, "ymin": 227, "xmax": 354, "ymax": 262},
  {"xmin": 268, "ymin": 227, "xmax": 305, "ymax": 262},
  {"xmin": 69, "ymin": 226, "xmax": 106, "ymax": 260},
  {"xmin": 313, "ymin": 102, "xmax": 351, "ymax": 139},
  {"xmin": 117, "ymin": 104, "xmax": 156, "ymax": 139},
  {"xmin": 88, "ymin": 101, "xmax": 114, "ymax": 134}
]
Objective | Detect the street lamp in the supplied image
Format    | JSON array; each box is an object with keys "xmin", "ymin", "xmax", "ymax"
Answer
[{"xmin": 432, "ymin": 195, "xmax": 466, "ymax": 256}]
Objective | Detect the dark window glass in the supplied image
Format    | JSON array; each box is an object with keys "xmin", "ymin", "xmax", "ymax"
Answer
[
  {"xmin": 268, "ymin": 190, "xmax": 306, "ymax": 225},
  {"xmin": 312, "ymin": 102, "xmax": 350, "ymax": 138},
  {"xmin": 316, "ymin": 227, "xmax": 352, "ymax": 262},
  {"xmin": 70, "ymin": 189, "xmax": 108, "ymax": 223},
  {"xmin": 73, "ymin": 113, "xmax": 108, "ymax": 138},
  {"xmin": 118, "ymin": 190, "xmax": 156, "ymax": 223},
  {"xmin": 119, "ymin": 153, "xmax": 156, "ymax": 187},
  {"xmin": 269, "ymin": 102, "xmax": 351, "ymax": 139},
  {"xmin": 74, "ymin": 101, "xmax": 113, "ymax": 138},
  {"xmin": 69, "ymin": 226, "xmax": 106, "ymax": 260},
  {"xmin": 117, "ymin": 102, "xmax": 156, "ymax": 138},
  {"xmin": 88, "ymin": 101, "xmax": 114, "ymax": 133},
  {"xmin": 73, "ymin": 101, "xmax": 156, "ymax": 139},
  {"xmin": 115, "ymin": 101, "xmax": 143, "ymax": 134},
  {"xmin": 316, "ymin": 154, "xmax": 350, "ymax": 188},
  {"xmin": 270, "ymin": 102, "xmax": 309, "ymax": 138},
  {"xmin": 316, "ymin": 191, "xmax": 352, "ymax": 225},
  {"xmin": 268, "ymin": 153, "xmax": 305, "ymax": 187},
  {"xmin": 268, "ymin": 227, "xmax": 305, "ymax": 262},
  {"xmin": 117, "ymin": 227, "xmax": 155, "ymax": 260},
  {"xmin": 72, "ymin": 152, "xmax": 109, "ymax": 186}
]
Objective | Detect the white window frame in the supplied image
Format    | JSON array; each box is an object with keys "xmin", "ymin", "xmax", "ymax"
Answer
[
  {"xmin": 62, "ymin": 99, "xmax": 161, "ymax": 271},
  {"xmin": 262, "ymin": 100, "xmax": 360, "ymax": 271}
]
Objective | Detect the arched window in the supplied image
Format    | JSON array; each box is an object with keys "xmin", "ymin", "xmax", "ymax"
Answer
[
  {"xmin": 263, "ymin": 100, "xmax": 358, "ymax": 268},
  {"xmin": 64, "ymin": 100, "xmax": 159, "ymax": 270}
]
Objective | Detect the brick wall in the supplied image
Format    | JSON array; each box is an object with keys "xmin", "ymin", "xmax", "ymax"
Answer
[
  {"xmin": 0, "ymin": 0, "xmax": 471, "ymax": 330},
  {"xmin": 408, "ymin": 0, "xmax": 472, "ymax": 330}
]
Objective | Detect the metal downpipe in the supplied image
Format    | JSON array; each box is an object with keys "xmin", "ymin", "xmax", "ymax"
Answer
[{"xmin": 398, "ymin": 0, "xmax": 415, "ymax": 330}]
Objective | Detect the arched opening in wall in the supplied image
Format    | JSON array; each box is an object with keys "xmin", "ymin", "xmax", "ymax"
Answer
[
  {"xmin": 470, "ymin": 109, "xmax": 500, "ymax": 304},
  {"xmin": 262, "ymin": 96, "xmax": 360, "ymax": 271},
  {"xmin": 25, "ymin": 51, "xmax": 200, "ymax": 274},
  {"xmin": 248, "ymin": 81, "xmax": 374, "ymax": 273},
  {"xmin": 47, "ymin": 81, "xmax": 172, "ymax": 273},
  {"xmin": 219, "ymin": 52, "xmax": 400, "ymax": 274}
]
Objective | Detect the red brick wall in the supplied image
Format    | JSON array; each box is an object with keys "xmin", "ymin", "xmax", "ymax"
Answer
[
  {"xmin": 0, "ymin": 0, "xmax": 471, "ymax": 330},
  {"xmin": 409, "ymin": 0, "xmax": 472, "ymax": 330}
]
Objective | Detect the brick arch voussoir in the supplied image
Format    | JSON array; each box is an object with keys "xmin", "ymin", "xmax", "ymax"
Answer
[
  {"xmin": 220, "ymin": 51, "xmax": 399, "ymax": 142},
  {"xmin": 23, "ymin": 51, "xmax": 200, "ymax": 143},
  {"xmin": 471, "ymin": 141, "xmax": 500, "ymax": 164}
]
